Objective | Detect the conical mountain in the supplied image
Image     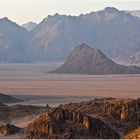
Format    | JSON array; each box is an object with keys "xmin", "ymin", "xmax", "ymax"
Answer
[{"xmin": 51, "ymin": 43, "xmax": 140, "ymax": 74}]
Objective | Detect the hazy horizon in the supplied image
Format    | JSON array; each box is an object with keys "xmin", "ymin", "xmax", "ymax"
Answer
[{"xmin": 0, "ymin": 0, "xmax": 140, "ymax": 25}]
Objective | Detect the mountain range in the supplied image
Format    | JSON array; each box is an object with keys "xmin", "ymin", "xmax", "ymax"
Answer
[
  {"xmin": 0, "ymin": 7, "xmax": 140, "ymax": 63},
  {"xmin": 51, "ymin": 43, "xmax": 140, "ymax": 74}
]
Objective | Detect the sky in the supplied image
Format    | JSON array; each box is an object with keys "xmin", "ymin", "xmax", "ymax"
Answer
[{"xmin": 0, "ymin": 0, "xmax": 140, "ymax": 25}]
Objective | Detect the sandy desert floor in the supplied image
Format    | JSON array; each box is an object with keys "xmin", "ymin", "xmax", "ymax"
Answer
[{"xmin": 0, "ymin": 63, "xmax": 140, "ymax": 99}]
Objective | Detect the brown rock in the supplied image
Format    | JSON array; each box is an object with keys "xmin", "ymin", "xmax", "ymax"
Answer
[
  {"xmin": 0, "ymin": 123, "xmax": 21, "ymax": 136},
  {"xmin": 26, "ymin": 107, "xmax": 120, "ymax": 139}
]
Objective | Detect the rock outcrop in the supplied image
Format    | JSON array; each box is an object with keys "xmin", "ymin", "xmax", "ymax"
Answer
[
  {"xmin": 26, "ymin": 107, "xmax": 120, "ymax": 139},
  {"xmin": 51, "ymin": 43, "xmax": 140, "ymax": 74},
  {"xmin": 1, "ymin": 98, "xmax": 140, "ymax": 139},
  {"xmin": 62, "ymin": 98, "xmax": 140, "ymax": 135},
  {"xmin": 123, "ymin": 127, "xmax": 140, "ymax": 139},
  {"xmin": 0, "ymin": 123, "xmax": 21, "ymax": 136}
]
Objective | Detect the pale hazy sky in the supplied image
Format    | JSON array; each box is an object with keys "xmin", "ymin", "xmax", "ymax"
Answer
[{"xmin": 0, "ymin": 0, "xmax": 140, "ymax": 25}]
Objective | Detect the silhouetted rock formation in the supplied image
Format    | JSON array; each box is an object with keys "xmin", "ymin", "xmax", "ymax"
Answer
[
  {"xmin": 27, "ymin": 107, "xmax": 120, "ymax": 139},
  {"xmin": 0, "ymin": 93, "xmax": 23, "ymax": 103},
  {"xmin": 51, "ymin": 43, "xmax": 140, "ymax": 74},
  {"xmin": 0, "ymin": 123, "xmax": 21, "ymax": 136}
]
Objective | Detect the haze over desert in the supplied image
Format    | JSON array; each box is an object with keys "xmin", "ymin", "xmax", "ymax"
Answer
[{"xmin": 0, "ymin": 63, "xmax": 139, "ymax": 98}]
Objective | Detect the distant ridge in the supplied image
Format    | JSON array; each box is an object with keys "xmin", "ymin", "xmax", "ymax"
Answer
[
  {"xmin": 51, "ymin": 43, "xmax": 140, "ymax": 74},
  {"xmin": 0, "ymin": 93, "xmax": 23, "ymax": 103}
]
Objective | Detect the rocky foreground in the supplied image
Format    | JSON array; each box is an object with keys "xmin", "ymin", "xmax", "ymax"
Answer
[{"xmin": 0, "ymin": 98, "xmax": 140, "ymax": 139}]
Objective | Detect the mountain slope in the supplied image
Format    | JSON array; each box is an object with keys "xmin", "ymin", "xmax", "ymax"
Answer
[
  {"xmin": 22, "ymin": 22, "xmax": 37, "ymax": 31},
  {"xmin": 51, "ymin": 43, "xmax": 140, "ymax": 74},
  {"xmin": 0, "ymin": 17, "xmax": 29, "ymax": 63},
  {"xmin": 125, "ymin": 10, "xmax": 140, "ymax": 19},
  {"xmin": 27, "ymin": 7, "xmax": 140, "ymax": 62},
  {"xmin": 0, "ymin": 93, "xmax": 22, "ymax": 103}
]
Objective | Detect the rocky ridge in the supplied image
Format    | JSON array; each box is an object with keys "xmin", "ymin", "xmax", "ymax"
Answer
[
  {"xmin": 26, "ymin": 98, "xmax": 140, "ymax": 139},
  {"xmin": 0, "ymin": 98, "xmax": 140, "ymax": 139},
  {"xmin": 26, "ymin": 107, "xmax": 120, "ymax": 139},
  {"xmin": 62, "ymin": 98, "xmax": 140, "ymax": 136}
]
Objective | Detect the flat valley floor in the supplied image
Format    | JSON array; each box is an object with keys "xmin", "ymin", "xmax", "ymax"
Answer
[{"xmin": 0, "ymin": 63, "xmax": 140, "ymax": 100}]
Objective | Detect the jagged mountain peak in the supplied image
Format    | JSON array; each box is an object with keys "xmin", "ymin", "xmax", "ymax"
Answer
[{"xmin": 28, "ymin": 6, "xmax": 140, "ymax": 63}]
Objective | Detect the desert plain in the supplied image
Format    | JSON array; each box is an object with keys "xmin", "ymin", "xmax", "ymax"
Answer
[{"xmin": 0, "ymin": 63, "xmax": 139, "ymax": 99}]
